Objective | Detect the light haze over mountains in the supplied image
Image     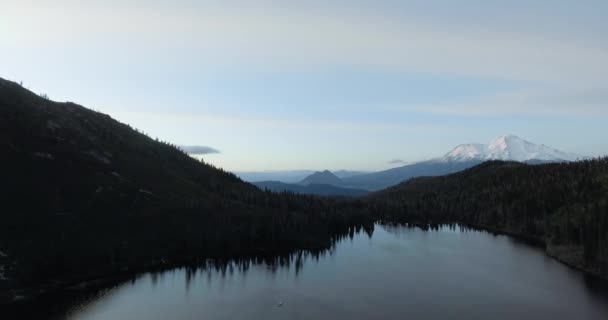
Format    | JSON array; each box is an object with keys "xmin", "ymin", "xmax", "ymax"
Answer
[{"xmin": 248, "ymin": 135, "xmax": 583, "ymax": 194}]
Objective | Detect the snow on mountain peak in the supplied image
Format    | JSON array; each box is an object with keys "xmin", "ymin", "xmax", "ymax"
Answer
[
  {"xmin": 443, "ymin": 143, "xmax": 487, "ymax": 161},
  {"xmin": 441, "ymin": 135, "xmax": 581, "ymax": 162}
]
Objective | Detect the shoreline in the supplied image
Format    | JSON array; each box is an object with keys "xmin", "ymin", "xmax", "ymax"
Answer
[
  {"xmin": 0, "ymin": 245, "xmax": 332, "ymax": 307},
  {"xmin": 2, "ymin": 221, "xmax": 607, "ymax": 309},
  {"xmin": 464, "ymin": 222, "xmax": 608, "ymax": 282}
]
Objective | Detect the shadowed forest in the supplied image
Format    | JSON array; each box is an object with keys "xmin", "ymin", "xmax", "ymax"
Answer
[{"xmin": 370, "ymin": 159, "xmax": 608, "ymax": 277}]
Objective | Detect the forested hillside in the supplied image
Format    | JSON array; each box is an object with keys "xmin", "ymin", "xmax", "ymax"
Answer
[
  {"xmin": 254, "ymin": 181, "xmax": 369, "ymax": 197},
  {"xmin": 2, "ymin": 75, "xmax": 607, "ymax": 305},
  {"xmin": 369, "ymin": 160, "xmax": 608, "ymax": 278},
  {"xmin": 0, "ymin": 78, "xmax": 373, "ymax": 300}
]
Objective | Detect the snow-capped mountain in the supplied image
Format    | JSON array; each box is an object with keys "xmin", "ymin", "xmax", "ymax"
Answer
[
  {"xmin": 245, "ymin": 135, "xmax": 584, "ymax": 192},
  {"xmin": 341, "ymin": 135, "xmax": 582, "ymax": 191},
  {"xmin": 441, "ymin": 135, "xmax": 581, "ymax": 162}
]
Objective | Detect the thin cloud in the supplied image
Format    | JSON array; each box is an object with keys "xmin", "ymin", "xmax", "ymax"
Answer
[
  {"xmin": 180, "ymin": 146, "xmax": 220, "ymax": 155},
  {"xmin": 387, "ymin": 87, "xmax": 608, "ymax": 117},
  {"xmin": 6, "ymin": 2, "xmax": 607, "ymax": 86},
  {"xmin": 388, "ymin": 159, "xmax": 406, "ymax": 165},
  {"xmin": 109, "ymin": 110, "xmax": 463, "ymax": 134},
  {"xmin": 6, "ymin": 2, "xmax": 608, "ymax": 118}
]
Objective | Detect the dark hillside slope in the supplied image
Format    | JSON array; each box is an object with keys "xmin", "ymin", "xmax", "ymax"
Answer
[
  {"xmin": 369, "ymin": 160, "xmax": 608, "ymax": 278},
  {"xmin": 254, "ymin": 181, "xmax": 369, "ymax": 197},
  {"xmin": 0, "ymin": 78, "xmax": 373, "ymax": 299}
]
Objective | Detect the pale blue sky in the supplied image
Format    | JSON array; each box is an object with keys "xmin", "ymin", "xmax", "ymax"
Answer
[{"xmin": 2, "ymin": 0, "xmax": 607, "ymax": 170}]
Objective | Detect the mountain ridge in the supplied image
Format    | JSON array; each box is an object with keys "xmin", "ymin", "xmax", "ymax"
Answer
[{"xmin": 237, "ymin": 135, "xmax": 581, "ymax": 191}]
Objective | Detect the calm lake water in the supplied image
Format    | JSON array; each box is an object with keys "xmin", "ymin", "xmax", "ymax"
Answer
[{"xmin": 55, "ymin": 225, "xmax": 608, "ymax": 319}]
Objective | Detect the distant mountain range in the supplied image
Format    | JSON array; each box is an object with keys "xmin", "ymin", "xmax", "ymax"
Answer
[
  {"xmin": 247, "ymin": 135, "xmax": 584, "ymax": 195},
  {"xmin": 340, "ymin": 160, "xmax": 483, "ymax": 191},
  {"xmin": 254, "ymin": 170, "xmax": 369, "ymax": 197},
  {"xmin": 340, "ymin": 135, "xmax": 583, "ymax": 191},
  {"xmin": 237, "ymin": 170, "xmax": 368, "ymax": 183}
]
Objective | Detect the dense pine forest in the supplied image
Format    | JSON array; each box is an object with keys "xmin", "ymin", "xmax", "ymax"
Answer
[
  {"xmin": 1, "ymin": 76, "xmax": 607, "ymax": 306},
  {"xmin": 368, "ymin": 159, "xmax": 608, "ymax": 278}
]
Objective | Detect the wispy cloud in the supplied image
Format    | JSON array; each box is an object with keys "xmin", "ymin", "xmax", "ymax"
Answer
[
  {"xmin": 5, "ymin": 1, "xmax": 607, "ymax": 86},
  {"xmin": 6, "ymin": 1, "xmax": 607, "ymax": 120},
  {"xmin": 385, "ymin": 87, "xmax": 608, "ymax": 117},
  {"xmin": 179, "ymin": 145, "xmax": 220, "ymax": 155},
  {"xmin": 388, "ymin": 159, "xmax": 407, "ymax": 165},
  {"xmin": 108, "ymin": 110, "xmax": 466, "ymax": 135}
]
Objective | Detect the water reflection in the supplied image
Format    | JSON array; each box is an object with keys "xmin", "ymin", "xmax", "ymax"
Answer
[
  {"xmin": 16, "ymin": 224, "xmax": 608, "ymax": 319},
  {"xmin": 134, "ymin": 223, "xmax": 376, "ymax": 294}
]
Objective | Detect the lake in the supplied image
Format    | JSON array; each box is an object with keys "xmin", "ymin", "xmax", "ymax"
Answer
[{"xmin": 45, "ymin": 225, "xmax": 608, "ymax": 319}]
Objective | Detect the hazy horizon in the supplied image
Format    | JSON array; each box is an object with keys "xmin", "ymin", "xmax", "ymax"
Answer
[{"xmin": 3, "ymin": 0, "xmax": 607, "ymax": 171}]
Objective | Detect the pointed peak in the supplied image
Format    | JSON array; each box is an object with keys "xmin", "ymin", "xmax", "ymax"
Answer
[
  {"xmin": 441, "ymin": 143, "xmax": 487, "ymax": 162},
  {"xmin": 299, "ymin": 170, "xmax": 343, "ymax": 186},
  {"xmin": 490, "ymin": 134, "xmax": 524, "ymax": 144}
]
